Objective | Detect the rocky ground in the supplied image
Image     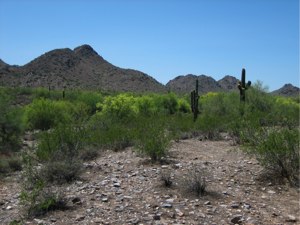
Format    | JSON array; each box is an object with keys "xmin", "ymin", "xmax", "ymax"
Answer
[{"xmin": 0, "ymin": 138, "xmax": 299, "ymax": 225}]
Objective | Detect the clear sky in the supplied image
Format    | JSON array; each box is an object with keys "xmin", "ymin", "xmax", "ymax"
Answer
[{"xmin": 0, "ymin": 0, "xmax": 299, "ymax": 91}]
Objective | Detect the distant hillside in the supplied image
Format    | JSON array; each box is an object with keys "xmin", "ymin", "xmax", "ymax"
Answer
[
  {"xmin": 271, "ymin": 84, "xmax": 299, "ymax": 97},
  {"xmin": 0, "ymin": 45, "xmax": 166, "ymax": 93},
  {"xmin": 217, "ymin": 75, "xmax": 239, "ymax": 91},
  {"xmin": 166, "ymin": 74, "xmax": 239, "ymax": 94},
  {"xmin": 1, "ymin": 45, "xmax": 298, "ymax": 95}
]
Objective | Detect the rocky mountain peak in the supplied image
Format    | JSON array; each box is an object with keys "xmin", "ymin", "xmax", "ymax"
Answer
[
  {"xmin": 73, "ymin": 44, "xmax": 99, "ymax": 58},
  {"xmin": 271, "ymin": 83, "xmax": 299, "ymax": 97},
  {"xmin": 218, "ymin": 75, "xmax": 239, "ymax": 91},
  {"xmin": 0, "ymin": 59, "xmax": 8, "ymax": 68}
]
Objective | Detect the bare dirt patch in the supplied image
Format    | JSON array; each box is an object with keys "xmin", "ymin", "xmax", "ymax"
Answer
[{"xmin": 1, "ymin": 138, "xmax": 299, "ymax": 224}]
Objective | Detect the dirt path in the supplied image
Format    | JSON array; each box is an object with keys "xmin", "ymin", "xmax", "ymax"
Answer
[{"xmin": 1, "ymin": 139, "xmax": 299, "ymax": 224}]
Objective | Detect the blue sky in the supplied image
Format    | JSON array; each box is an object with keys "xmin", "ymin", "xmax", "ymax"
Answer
[{"xmin": 0, "ymin": 0, "xmax": 298, "ymax": 91}]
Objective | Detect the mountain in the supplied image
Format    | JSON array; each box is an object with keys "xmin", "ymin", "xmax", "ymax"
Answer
[
  {"xmin": 0, "ymin": 45, "xmax": 166, "ymax": 93},
  {"xmin": 217, "ymin": 75, "xmax": 239, "ymax": 91},
  {"xmin": 271, "ymin": 84, "xmax": 299, "ymax": 97},
  {"xmin": 166, "ymin": 74, "xmax": 238, "ymax": 94}
]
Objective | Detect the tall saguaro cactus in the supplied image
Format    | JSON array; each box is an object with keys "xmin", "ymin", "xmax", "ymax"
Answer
[
  {"xmin": 238, "ymin": 68, "xmax": 251, "ymax": 116},
  {"xmin": 191, "ymin": 79, "xmax": 199, "ymax": 121},
  {"xmin": 238, "ymin": 68, "xmax": 251, "ymax": 102}
]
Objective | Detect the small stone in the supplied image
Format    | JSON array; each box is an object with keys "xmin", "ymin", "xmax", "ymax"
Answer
[
  {"xmin": 286, "ymin": 215, "xmax": 297, "ymax": 222},
  {"xmin": 113, "ymin": 182, "xmax": 121, "ymax": 187},
  {"xmin": 231, "ymin": 202, "xmax": 239, "ymax": 209},
  {"xmin": 101, "ymin": 197, "xmax": 108, "ymax": 202},
  {"xmin": 174, "ymin": 163, "xmax": 182, "ymax": 168},
  {"xmin": 127, "ymin": 218, "xmax": 140, "ymax": 224},
  {"xmin": 204, "ymin": 201, "xmax": 211, "ymax": 205},
  {"xmin": 6, "ymin": 205, "xmax": 13, "ymax": 210},
  {"xmin": 244, "ymin": 203, "xmax": 251, "ymax": 209},
  {"xmin": 115, "ymin": 205, "xmax": 124, "ymax": 212},
  {"xmin": 166, "ymin": 198, "xmax": 174, "ymax": 203},
  {"xmin": 175, "ymin": 208, "xmax": 184, "ymax": 217},
  {"xmin": 75, "ymin": 215, "xmax": 85, "ymax": 221},
  {"xmin": 50, "ymin": 218, "xmax": 57, "ymax": 222},
  {"xmin": 153, "ymin": 214, "xmax": 161, "ymax": 220},
  {"xmin": 34, "ymin": 219, "xmax": 46, "ymax": 224},
  {"xmin": 267, "ymin": 190, "xmax": 276, "ymax": 194},
  {"xmin": 161, "ymin": 165, "xmax": 168, "ymax": 169},
  {"xmin": 162, "ymin": 203, "xmax": 172, "ymax": 208},
  {"xmin": 199, "ymin": 212, "xmax": 206, "ymax": 218},
  {"xmin": 231, "ymin": 215, "xmax": 243, "ymax": 224}
]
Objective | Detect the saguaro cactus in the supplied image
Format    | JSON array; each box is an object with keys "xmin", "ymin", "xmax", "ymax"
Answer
[
  {"xmin": 238, "ymin": 68, "xmax": 251, "ymax": 102},
  {"xmin": 191, "ymin": 79, "xmax": 199, "ymax": 121}
]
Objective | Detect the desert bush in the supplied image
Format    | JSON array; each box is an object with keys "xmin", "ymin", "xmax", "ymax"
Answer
[
  {"xmin": 96, "ymin": 93, "xmax": 138, "ymax": 121},
  {"xmin": 158, "ymin": 93, "xmax": 179, "ymax": 115},
  {"xmin": 87, "ymin": 113, "xmax": 134, "ymax": 151},
  {"xmin": 178, "ymin": 98, "xmax": 191, "ymax": 113},
  {"xmin": 0, "ymin": 156, "xmax": 22, "ymax": 175},
  {"xmin": 76, "ymin": 91, "xmax": 102, "ymax": 114},
  {"xmin": 180, "ymin": 165, "xmax": 207, "ymax": 196},
  {"xmin": 0, "ymin": 89, "xmax": 24, "ymax": 153},
  {"xmin": 79, "ymin": 147, "xmax": 99, "ymax": 161},
  {"xmin": 134, "ymin": 116, "xmax": 171, "ymax": 162},
  {"xmin": 21, "ymin": 155, "xmax": 67, "ymax": 217},
  {"xmin": 41, "ymin": 159, "xmax": 82, "ymax": 184},
  {"xmin": 161, "ymin": 169, "xmax": 173, "ymax": 187},
  {"xmin": 36, "ymin": 124, "xmax": 85, "ymax": 161},
  {"xmin": 136, "ymin": 95, "xmax": 158, "ymax": 116},
  {"xmin": 241, "ymin": 127, "xmax": 299, "ymax": 186},
  {"xmin": 36, "ymin": 123, "xmax": 87, "ymax": 183},
  {"xmin": 0, "ymin": 158, "xmax": 9, "ymax": 174},
  {"xmin": 195, "ymin": 92, "xmax": 240, "ymax": 139},
  {"xmin": 24, "ymin": 98, "xmax": 72, "ymax": 130},
  {"xmin": 7, "ymin": 156, "xmax": 23, "ymax": 172},
  {"xmin": 167, "ymin": 113, "xmax": 195, "ymax": 140},
  {"xmin": 272, "ymin": 96, "xmax": 300, "ymax": 126}
]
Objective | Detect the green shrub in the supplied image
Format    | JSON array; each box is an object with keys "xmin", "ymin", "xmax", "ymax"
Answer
[
  {"xmin": 21, "ymin": 155, "xmax": 67, "ymax": 217},
  {"xmin": 41, "ymin": 159, "xmax": 82, "ymax": 184},
  {"xmin": 0, "ymin": 158, "xmax": 9, "ymax": 174},
  {"xmin": 24, "ymin": 99, "xmax": 72, "ymax": 130},
  {"xmin": 7, "ymin": 156, "xmax": 22, "ymax": 171},
  {"xmin": 241, "ymin": 127, "xmax": 299, "ymax": 186},
  {"xmin": 76, "ymin": 91, "xmax": 102, "ymax": 114},
  {"xmin": 36, "ymin": 124, "xmax": 87, "ymax": 183},
  {"xmin": 167, "ymin": 114, "xmax": 195, "ymax": 140},
  {"xmin": 0, "ymin": 156, "xmax": 22, "ymax": 175},
  {"xmin": 159, "ymin": 93, "xmax": 179, "ymax": 114},
  {"xmin": 0, "ymin": 89, "xmax": 24, "ymax": 153},
  {"xmin": 196, "ymin": 92, "xmax": 240, "ymax": 138},
  {"xmin": 178, "ymin": 98, "xmax": 191, "ymax": 113},
  {"xmin": 79, "ymin": 147, "xmax": 99, "ymax": 161},
  {"xmin": 96, "ymin": 93, "xmax": 138, "ymax": 121},
  {"xmin": 134, "ymin": 116, "xmax": 171, "ymax": 162},
  {"xmin": 87, "ymin": 113, "xmax": 134, "ymax": 151},
  {"xmin": 37, "ymin": 124, "xmax": 86, "ymax": 161},
  {"xmin": 136, "ymin": 95, "xmax": 158, "ymax": 116}
]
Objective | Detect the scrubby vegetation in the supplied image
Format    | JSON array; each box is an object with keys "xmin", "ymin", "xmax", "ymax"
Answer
[{"xmin": 0, "ymin": 82, "xmax": 299, "ymax": 217}]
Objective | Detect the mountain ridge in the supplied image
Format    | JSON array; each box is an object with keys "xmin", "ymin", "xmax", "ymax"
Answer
[
  {"xmin": 0, "ymin": 44, "xmax": 166, "ymax": 93},
  {"xmin": 0, "ymin": 45, "xmax": 298, "ymax": 96}
]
